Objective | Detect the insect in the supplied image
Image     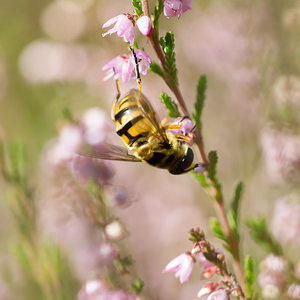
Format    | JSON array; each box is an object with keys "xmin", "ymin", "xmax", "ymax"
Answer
[{"xmin": 87, "ymin": 49, "xmax": 200, "ymax": 175}]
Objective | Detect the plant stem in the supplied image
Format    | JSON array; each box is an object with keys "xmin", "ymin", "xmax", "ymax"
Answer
[{"xmin": 141, "ymin": 0, "xmax": 245, "ymax": 293}]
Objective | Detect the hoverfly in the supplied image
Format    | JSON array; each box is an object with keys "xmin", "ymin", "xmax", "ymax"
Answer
[{"xmin": 86, "ymin": 49, "xmax": 200, "ymax": 175}]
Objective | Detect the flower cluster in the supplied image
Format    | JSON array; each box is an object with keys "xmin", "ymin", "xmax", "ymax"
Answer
[
  {"xmin": 102, "ymin": 0, "xmax": 192, "ymax": 83},
  {"xmin": 102, "ymin": 14, "xmax": 151, "ymax": 46},
  {"xmin": 162, "ymin": 229, "xmax": 245, "ymax": 299},
  {"xmin": 45, "ymin": 107, "xmax": 115, "ymax": 186},
  {"xmin": 102, "ymin": 50, "xmax": 151, "ymax": 83},
  {"xmin": 78, "ymin": 279, "xmax": 137, "ymax": 300},
  {"xmin": 258, "ymin": 254, "xmax": 300, "ymax": 299}
]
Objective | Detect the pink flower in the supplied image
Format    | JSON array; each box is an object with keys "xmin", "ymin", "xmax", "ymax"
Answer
[
  {"xmin": 197, "ymin": 282, "xmax": 221, "ymax": 298},
  {"xmin": 162, "ymin": 252, "xmax": 194, "ymax": 283},
  {"xmin": 102, "ymin": 14, "xmax": 135, "ymax": 46},
  {"xmin": 136, "ymin": 15, "xmax": 151, "ymax": 36},
  {"xmin": 164, "ymin": 0, "xmax": 192, "ymax": 18},
  {"xmin": 102, "ymin": 50, "xmax": 151, "ymax": 83},
  {"xmin": 170, "ymin": 117, "xmax": 195, "ymax": 146},
  {"xmin": 207, "ymin": 289, "xmax": 228, "ymax": 300}
]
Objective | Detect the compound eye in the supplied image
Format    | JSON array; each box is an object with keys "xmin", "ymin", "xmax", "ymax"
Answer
[{"xmin": 169, "ymin": 148, "xmax": 195, "ymax": 175}]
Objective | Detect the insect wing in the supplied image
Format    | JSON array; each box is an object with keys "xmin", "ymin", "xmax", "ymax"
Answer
[
  {"xmin": 79, "ymin": 144, "xmax": 141, "ymax": 162},
  {"xmin": 134, "ymin": 89, "xmax": 169, "ymax": 144}
]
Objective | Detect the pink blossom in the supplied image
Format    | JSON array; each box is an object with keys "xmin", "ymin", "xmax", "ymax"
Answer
[
  {"xmin": 78, "ymin": 279, "xmax": 107, "ymax": 299},
  {"xmin": 170, "ymin": 117, "xmax": 195, "ymax": 146},
  {"xmin": 162, "ymin": 252, "xmax": 194, "ymax": 283},
  {"xmin": 102, "ymin": 50, "xmax": 151, "ymax": 83},
  {"xmin": 197, "ymin": 282, "xmax": 221, "ymax": 298},
  {"xmin": 102, "ymin": 14, "xmax": 135, "ymax": 46},
  {"xmin": 203, "ymin": 265, "xmax": 219, "ymax": 279},
  {"xmin": 164, "ymin": 0, "xmax": 192, "ymax": 18},
  {"xmin": 207, "ymin": 289, "xmax": 229, "ymax": 300},
  {"xmin": 136, "ymin": 15, "xmax": 151, "ymax": 36}
]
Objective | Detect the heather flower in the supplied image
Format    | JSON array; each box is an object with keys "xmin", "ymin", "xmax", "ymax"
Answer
[
  {"xmin": 207, "ymin": 289, "xmax": 228, "ymax": 300},
  {"xmin": 170, "ymin": 117, "xmax": 195, "ymax": 146},
  {"xmin": 164, "ymin": 0, "xmax": 192, "ymax": 18},
  {"xmin": 81, "ymin": 108, "xmax": 110, "ymax": 146},
  {"xmin": 270, "ymin": 194, "xmax": 300, "ymax": 244},
  {"xmin": 287, "ymin": 284, "xmax": 300, "ymax": 299},
  {"xmin": 197, "ymin": 282, "xmax": 221, "ymax": 298},
  {"xmin": 105, "ymin": 220, "xmax": 126, "ymax": 240},
  {"xmin": 260, "ymin": 254, "xmax": 288, "ymax": 273},
  {"xmin": 102, "ymin": 14, "xmax": 135, "ymax": 46},
  {"xmin": 102, "ymin": 50, "xmax": 151, "ymax": 83},
  {"xmin": 202, "ymin": 265, "xmax": 219, "ymax": 279},
  {"xmin": 48, "ymin": 124, "xmax": 83, "ymax": 165},
  {"xmin": 260, "ymin": 127, "xmax": 300, "ymax": 183},
  {"xmin": 162, "ymin": 252, "xmax": 194, "ymax": 283},
  {"xmin": 78, "ymin": 279, "xmax": 107, "ymax": 299},
  {"xmin": 136, "ymin": 15, "xmax": 151, "ymax": 36},
  {"xmin": 198, "ymin": 252, "xmax": 214, "ymax": 269}
]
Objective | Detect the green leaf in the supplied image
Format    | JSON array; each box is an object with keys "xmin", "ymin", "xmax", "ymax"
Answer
[
  {"xmin": 231, "ymin": 181, "xmax": 243, "ymax": 215},
  {"xmin": 192, "ymin": 75, "xmax": 207, "ymax": 130},
  {"xmin": 1, "ymin": 141, "xmax": 26, "ymax": 184},
  {"xmin": 207, "ymin": 151, "xmax": 218, "ymax": 181},
  {"xmin": 159, "ymin": 32, "xmax": 178, "ymax": 87},
  {"xmin": 131, "ymin": 279, "xmax": 144, "ymax": 294},
  {"xmin": 192, "ymin": 172, "xmax": 209, "ymax": 188},
  {"xmin": 152, "ymin": 0, "xmax": 163, "ymax": 29},
  {"xmin": 244, "ymin": 255, "xmax": 255, "ymax": 298},
  {"xmin": 227, "ymin": 181, "xmax": 243, "ymax": 242},
  {"xmin": 159, "ymin": 92, "xmax": 180, "ymax": 118},
  {"xmin": 132, "ymin": 0, "xmax": 143, "ymax": 16},
  {"xmin": 149, "ymin": 61, "xmax": 165, "ymax": 80},
  {"xmin": 245, "ymin": 217, "xmax": 283, "ymax": 255},
  {"xmin": 209, "ymin": 217, "xmax": 228, "ymax": 243}
]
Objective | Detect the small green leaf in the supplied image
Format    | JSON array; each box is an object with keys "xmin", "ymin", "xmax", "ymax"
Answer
[
  {"xmin": 192, "ymin": 172, "xmax": 209, "ymax": 188},
  {"xmin": 227, "ymin": 181, "xmax": 243, "ymax": 242},
  {"xmin": 159, "ymin": 92, "xmax": 180, "ymax": 118},
  {"xmin": 192, "ymin": 75, "xmax": 207, "ymax": 130},
  {"xmin": 149, "ymin": 61, "xmax": 165, "ymax": 80},
  {"xmin": 131, "ymin": 279, "xmax": 144, "ymax": 294},
  {"xmin": 209, "ymin": 217, "xmax": 228, "ymax": 243},
  {"xmin": 159, "ymin": 32, "xmax": 178, "ymax": 87},
  {"xmin": 1, "ymin": 141, "xmax": 26, "ymax": 184},
  {"xmin": 245, "ymin": 217, "xmax": 283, "ymax": 255},
  {"xmin": 207, "ymin": 151, "xmax": 218, "ymax": 181},
  {"xmin": 244, "ymin": 255, "xmax": 255, "ymax": 298},
  {"xmin": 132, "ymin": 0, "xmax": 143, "ymax": 16}
]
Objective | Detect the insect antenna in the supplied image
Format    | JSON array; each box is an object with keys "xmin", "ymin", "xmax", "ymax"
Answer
[{"xmin": 130, "ymin": 47, "xmax": 142, "ymax": 93}]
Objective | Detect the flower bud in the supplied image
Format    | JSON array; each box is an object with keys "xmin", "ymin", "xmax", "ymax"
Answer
[
  {"xmin": 105, "ymin": 220, "xmax": 126, "ymax": 240},
  {"xmin": 136, "ymin": 16, "xmax": 151, "ymax": 36},
  {"xmin": 197, "ymin": 282, "xmax": 221, "ymax": 298}
]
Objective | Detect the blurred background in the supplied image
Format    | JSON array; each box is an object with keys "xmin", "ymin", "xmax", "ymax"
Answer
[{"xmin": 1, "ymin": 0, "xmax": 300, "ymax": 299}]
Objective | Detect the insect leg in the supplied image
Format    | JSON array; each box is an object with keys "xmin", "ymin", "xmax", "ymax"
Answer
[
  {"xmin": 174, "ymin": 132, "xmax": 193, "ymax": 143},
  {"xmin": 111, "ymin": 79, "xmax": 121, "ymax": 122},
  {"xmin": 130, "ymin": 47, "xmax": 142, "ymax": 93},
  {"xmin": 161, "ymin": 116, "xmax": 169, "ymax": 127}
]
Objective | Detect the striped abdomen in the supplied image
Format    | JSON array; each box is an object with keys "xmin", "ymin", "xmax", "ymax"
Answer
[{"xmin": 114, "ymin": 90, "xmax": 154, "ymax": 148}]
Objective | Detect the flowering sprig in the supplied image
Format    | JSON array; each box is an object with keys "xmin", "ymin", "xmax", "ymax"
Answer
[
  {"xmin": 102, "ymin": 0, "xmax": 247, "ymax": 297},
  {"xmin": 162, "ymin": 228, "xmax": 247, "ymax": 299}
]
